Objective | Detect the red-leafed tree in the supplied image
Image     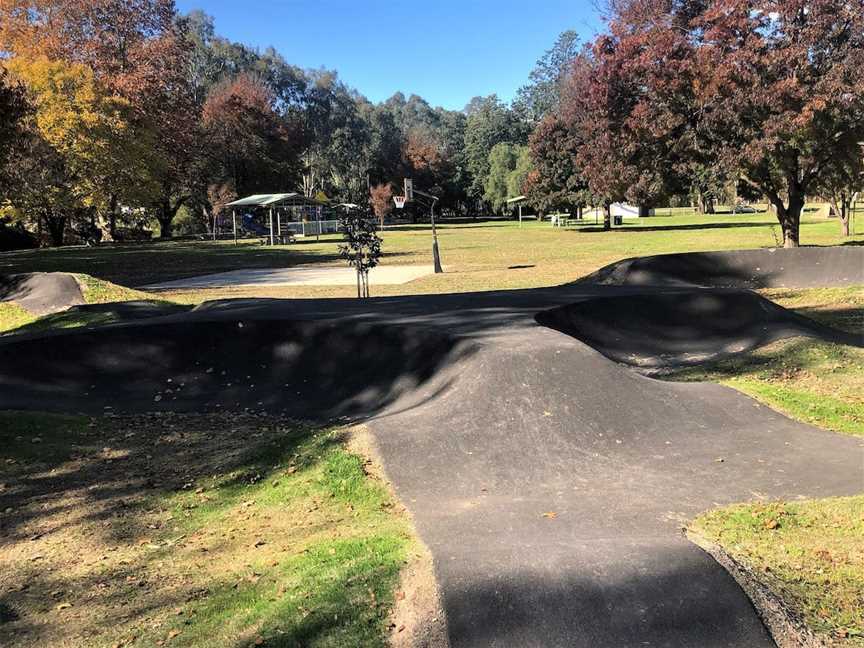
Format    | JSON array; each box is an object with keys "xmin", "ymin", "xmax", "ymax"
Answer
[
  {"xmin": 369, "ymin": 183, "xmax": 394, "ymax": 226},
  {"xmin": 202, "ymin": 73, "xmax": 302, "ymax": 199},
  {"xmin": 586, "ymin": 0, "xmax": 864, "ymax": 246},
  {"xmin": 403, "ymin": 128, "xmax": 446, "ymax": 188}
]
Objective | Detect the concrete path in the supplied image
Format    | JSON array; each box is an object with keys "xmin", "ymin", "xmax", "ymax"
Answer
[
  {"xmin": 1, "ymin": 247, "xmax": 863, "ymax": 647},
  {"xmin": 144, "ymin": 264, "xmax": 435, "ymax": 290}
]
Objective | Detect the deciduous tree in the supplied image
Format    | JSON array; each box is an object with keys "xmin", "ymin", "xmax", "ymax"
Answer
[
  {"xmin": 594, "ymin": 0, "xmax": 864, "ymax": 246},
  {"xmin": 202, "ymin": 73, "xmax": 301, "ymax": 203},
  {"xmin": 369, "ymin": 183, "xmax": 394, "ymax": 227}
]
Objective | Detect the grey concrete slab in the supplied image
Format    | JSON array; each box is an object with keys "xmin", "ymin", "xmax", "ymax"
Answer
[{"xmin": 144, "ymin": 264, "xmax": 436, "ymax": 290}]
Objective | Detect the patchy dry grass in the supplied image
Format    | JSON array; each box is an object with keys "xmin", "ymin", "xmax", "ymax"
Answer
[
  {"xmin": 0, "ymin": 412, "xmax": 414, "ymax": 648},
  {"xmin": 690, "ymin": 497, "xmax": 864, "ymax": 646},
  {"xmin": 763, "ymin": 285, "xmax": 864, "ymax": 335}
]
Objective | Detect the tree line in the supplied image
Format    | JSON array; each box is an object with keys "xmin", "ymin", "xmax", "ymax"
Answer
[
  {"xmin": 0, "ymin": 1, "xmax": 861, "ymax": 249},
  {"xmin": 0, "ymin": 1, "xmax": 541, "ymax": 247}
]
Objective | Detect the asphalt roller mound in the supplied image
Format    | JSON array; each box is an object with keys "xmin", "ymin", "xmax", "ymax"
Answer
[
  {"xmin": 369, "ymin": 328, "xmax": 863, "ymax": 647},
  {"xmin": 0, "ymin": 272, "xmax": 84, "ymax": 315},
  {"xmin": 537, "ymin": 288, "xmax": 862, "ymax": 371},
  {"xmin": 0, "ymin": 318, "xmax": 470, "ymax": 418},
  {"xmin": 581, "ymin": 246, "xmax": 864, "ymax": 288}
]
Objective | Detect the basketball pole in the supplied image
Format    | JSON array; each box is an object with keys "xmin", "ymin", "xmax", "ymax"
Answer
[
  {"xmin": 395, "ymin": 179, "xmax": 443, "ymax": 274},
  {"xmin": 430, "ymin": 199, "xmax": 443, "ymax": 274}
]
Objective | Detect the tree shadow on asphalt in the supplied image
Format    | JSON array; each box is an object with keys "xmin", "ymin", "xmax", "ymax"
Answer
[{"xmin": 441, "ymin": 550, "xmax": 774, "ymax": 647}]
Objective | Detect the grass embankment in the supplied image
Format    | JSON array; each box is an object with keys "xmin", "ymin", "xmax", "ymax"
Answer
[
  {"xmin": 665, "ymin": 285, "xmax": 863, "ymax": 436},
  {"xmin": 0, "ymin": 274, "xmax": 174, "ymax": 335},
  {"xmin": 690, "ymin": 497, "xmax": 864, "ymax": 645},
  {"xmin": 0, "ymin": 412, "xmax": 415, "ymax": 648}
]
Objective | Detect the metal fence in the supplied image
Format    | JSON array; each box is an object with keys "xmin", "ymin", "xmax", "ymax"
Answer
[{"xmin": 280, "ymin": 219, "xmax": 341, "ymax": 237}]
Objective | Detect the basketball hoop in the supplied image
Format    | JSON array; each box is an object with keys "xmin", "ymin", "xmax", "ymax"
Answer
[{"xmin": 393, "ymin": 195, "xmax": 407, "ymax": 209}]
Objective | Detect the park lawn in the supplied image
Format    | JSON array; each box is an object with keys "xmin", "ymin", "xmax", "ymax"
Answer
[
  {"xmin": 0, "ymin": 212, "xmax": 860, "ymax": 301},
  {"xmin": 0, "ymin": 412, "xmax": 416, "ymax": 648},
  {"xmin": 690, "ymin": 496, "xmax": 864, "ymax": 645}
]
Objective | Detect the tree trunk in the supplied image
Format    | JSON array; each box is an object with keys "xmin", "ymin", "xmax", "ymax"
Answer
[
  {"xmin": 704, "ymin": 197, "xmax": 715, "ymax": 214},
  {"xmin": 157, "ymin": 215, "xmax": 174, "ymax": 239},
  {"xmin": 44, "ymin": 212, "xmax": 66, "ymax": 247},
  {"xmin": 638, "ymin": 204, "xmax": 651, "ymax": 218},
  {"xmin": 773, "ymin": 200, "xmax": 801, "ymax": 248},
  {"xmin": 767, "ymin": 180, "xmax": 803, "ymax": 248},
  {"xmin": 603, "ymin": 203, "xmax": 612, "ymax": 230},
  {"xmin": 107, "ymin": 194, "xmax": 119, "ymax": 240},
  {"xmin": 839, "ymin": 193, "xmax": 851, "ymax": 237}
]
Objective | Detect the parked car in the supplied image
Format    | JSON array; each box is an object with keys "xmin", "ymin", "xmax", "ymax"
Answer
[{"xmin": 732, "ymin": 204, "xmax": 757, "ymax": 214}]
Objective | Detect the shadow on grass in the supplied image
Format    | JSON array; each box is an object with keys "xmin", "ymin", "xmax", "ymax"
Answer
[
  {"xmin": 575, "ymin": 221, "xmax": 777, "ymax": 234},
  {"xmin": 0, "ymin": 412, "xmax": 406, "ymax": 646}
]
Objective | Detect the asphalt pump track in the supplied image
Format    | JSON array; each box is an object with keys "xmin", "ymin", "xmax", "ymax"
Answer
[{"xmin": 1, "ymin": 247, "xmax": 862, "ymax": 647}]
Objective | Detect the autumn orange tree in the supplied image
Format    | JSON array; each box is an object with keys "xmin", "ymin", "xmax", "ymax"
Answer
[
  {"xmin": 369, "ymin": 183, "xmax": 394, "ymax": 226},
  {"xmin": 3, "ymin": 57, "xmax": 156, "ymax": 244},
  {"xmin": 202, "ymin": 73, "xmax": 302, "ymax": 199},
  {"xmin": 0, "ymin": 0, "xmax": 198, "ymax": 239}
]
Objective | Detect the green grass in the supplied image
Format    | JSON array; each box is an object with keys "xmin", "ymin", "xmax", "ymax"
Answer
[
  {"xmin": 74, "ymin": 273, "xmax": 154, "ymax": 304},
  {"xmin": 663, "ymin": 337, "xmax": 864, "ymax": 435},
  {"xmin": 0, "ymin": 413, "xmax": 414, "ymax": 648},
  {"xmin": 0, "ymin": 302, "xmax": 36, "ymax": 332},
  {"xmin": 691, "ymin": 496, "xmax": 864, "ymax": 645}
]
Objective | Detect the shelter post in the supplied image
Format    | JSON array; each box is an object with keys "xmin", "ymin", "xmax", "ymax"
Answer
[
  {"xmin": 232, "ymin": 209, "xmax": 237, "ymax": 245},
  {"xmin": 269, "ymin": 208, "xmax": 275, "ymax": 246}
]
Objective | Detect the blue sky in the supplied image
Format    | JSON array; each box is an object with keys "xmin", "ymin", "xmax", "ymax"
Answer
[{"xmin": 174, "ymin": 0, "xmax": 605, "ymax": 111}]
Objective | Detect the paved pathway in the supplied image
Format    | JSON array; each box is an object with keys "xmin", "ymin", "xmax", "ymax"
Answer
[{"xmin": 144, "ymin": 264, "xmax": 435, "ymax": 290}]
